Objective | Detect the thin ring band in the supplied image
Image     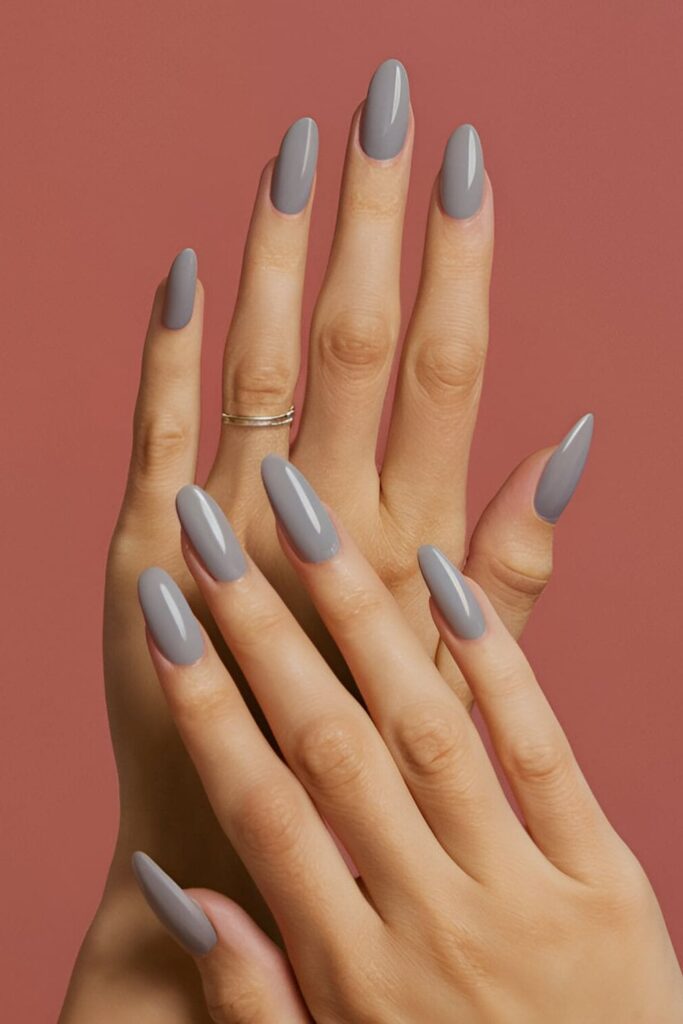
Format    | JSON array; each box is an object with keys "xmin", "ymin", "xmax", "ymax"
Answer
[{"xmin": 221, "ymin": 404, "xmax": 295, "ymax": 428}]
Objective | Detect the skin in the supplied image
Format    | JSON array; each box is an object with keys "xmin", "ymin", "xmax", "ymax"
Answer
[
  {"xmin": 136, "ymin": 485, "xmax": 683, "ymax": 1022},
  {"xmin": 60, "ymin": 81, "xmax": 574, "ymax": 1021}
]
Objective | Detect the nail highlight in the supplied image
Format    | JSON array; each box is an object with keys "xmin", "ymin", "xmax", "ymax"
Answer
[
  {"xmin": 534, "ymin": 413, "xmax": 594, "ymax": 523},
  {"xmin": 176, "ymin": 485, "xmax": 247, "ymax": 582},
  {"xmin": 260, "ymin": 455, "xmax": 339, "ymax": 563},
  {"xmin": 137, "ymin": 567, "xmax": 204, "ymax": 665},
  {"xmin": 440, "ymin": 124, "xmax": 484, "ymax": 219},
  {"xmin": 162, "ymin": 248, "xmax": 197, "ymax": 329},
  {"xmin": 359, "ymin": 58, "xmax": 410, "ymax": 160},
  {"xmin": 132, "ymin": 851, "xmax": 217, "ymax": 956},
  {"xmin": 418, "ymin": 546, "xmax": 485, "ymax": 640},
  {"xmin": 270, "ymin": 116, "xmax": 319, "ymax": 214}
]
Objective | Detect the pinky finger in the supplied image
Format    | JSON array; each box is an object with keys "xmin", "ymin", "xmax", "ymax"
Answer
[{"xmin": 132, "ymin": 852, "xmax": 312, "ymax": 1024}]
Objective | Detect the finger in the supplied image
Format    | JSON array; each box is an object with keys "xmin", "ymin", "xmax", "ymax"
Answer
[
  {"xmin": 208, "ymin": 117, "xmax": 318, "ymax": 509},
  {"xmin": 381, "ymin": 125, "xmax": 493, "ymax": 531},
  {"xmin": 174, "ymin": 485, "xmax": 444, "ymax": 910},
  {"xmin": 132, "ymin": 853, "xmax": 312, "ymax": 1023},
  {"xmin": 293, "ymin": 59, "xmax": 413, "ymax": 480},
  {"xmin": 419, "ymin": 545, "xmax": 621, "ymax": 880},
  {"xmin": 136, "ymin": 567, "xmax": 371, "ymax": 948},
  {"xmin": 119, "ymin": 248, "xmax": 203, "ymax": 537},
  {"xmin": 255, "ymin": 456, "xmax": 534, "ymax": 884},
  {"xmin": 461, "ymin": 412, "xmax": 595, "ymax": 640}
]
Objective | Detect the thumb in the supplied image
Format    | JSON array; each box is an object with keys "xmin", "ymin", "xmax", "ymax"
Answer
[
  {"xmin": 459, "ymin": 412, "xmax": 594, "ymax": 640},
  {"xmin": 132, "ymin": 851, "xmax": 312, "ymax": 1023}
]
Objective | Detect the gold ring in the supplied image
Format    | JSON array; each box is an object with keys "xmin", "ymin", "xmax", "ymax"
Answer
[{"xmin": 221, "ymin": 404, "xmax": 295, "ymax": 428}]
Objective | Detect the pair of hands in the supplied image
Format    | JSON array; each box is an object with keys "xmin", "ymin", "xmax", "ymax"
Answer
[
  {"xmin": 58, "ymin": 57, "xmax": 681, "ymax": 1022},
  {"xmin": 127, "ymin": 460, "xmax": 683, "ymax": 1023}
]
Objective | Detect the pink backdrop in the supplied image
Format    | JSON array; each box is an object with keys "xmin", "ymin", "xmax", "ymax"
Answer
[{"xmin": 2, "ymin": 2, "xmax": 683, "ymax": 1018}]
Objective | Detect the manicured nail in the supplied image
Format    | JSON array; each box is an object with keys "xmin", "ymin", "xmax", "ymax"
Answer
[
  {"xmin": 176, "ymin": 485, "xmax": 247, "ymax": 582},
  {"xmin": 534, "ymin": 413, "xmax": 594, "ymax": 523},
  {"xmin": 440, "ymin": 124, "xmax": 484, "ymax": 219},
  {"xmin": 270, "ymin": 116, "xmax": 319, "ymax": 214},
  {"xmin": 359, "ymin": 58, "xmax": 410, "ymax": 160},
  {"xmin": 418, "ymin": 546, "xmax": 485, "ymax": 640},
  {"xmin": 260, "ymin": 455, "xmax": 339, "ymax": 563},
  {"xmin": 162, "ymin": 248, "xmax": 197, "ymax": 330},
  {"xmin": 132, "ymin": 851, "xmax": 217, "ymax": 956},
  {"xmin": 137, "ymin": 567, "xmax": 204, "ymax": 665}
]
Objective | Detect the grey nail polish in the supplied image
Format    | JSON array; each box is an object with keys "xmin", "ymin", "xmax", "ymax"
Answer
[
  {"xmin": 271, "ymin": 116, "xmax": 319, "ymax": 214},
  {"xmin": 440, "ymin": 124, "xmax": 484, "ymax": 219},
  {"xmin": 534, "ymin": 413, "xmax": 594, "ymax": 524},
  {"xmin": 176, "ymin": 485, "xmax": 247, "ymax": 582},
  {"xmin": 132, "ymin": 851, "xmax": 217, "ymax": 956},
  {"xmin": 418, "ymin": 546, "xmax": 485, "ymax": 640},
  {"xmin": 162, "ymin": 248, "xmax": 197, "ymax": 329},
  {"xmin": 260, "ymin": 454, "xmax": 339, "ymax": 563},
  {"xmin": 137, "ymin": 567, "xmax": 204, "ymax": 665},
  {"xmin": 359, "ymin": 58, "xmax": 410, "ymax": 160}
]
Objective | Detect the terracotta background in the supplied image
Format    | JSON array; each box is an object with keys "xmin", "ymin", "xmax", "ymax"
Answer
[{"xmin": 2, "ymin": 1, "xmax": 682, "ymax": 1018}]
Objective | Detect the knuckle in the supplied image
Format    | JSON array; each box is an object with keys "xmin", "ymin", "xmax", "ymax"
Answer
[
  {"xmin": 411, "ymin": 332, "xmax": 485, "ymax": 398},
  {"xmin": 292, "ymin": 713, "xmax": 367, "ymax": 795},
  {"xmin": 206, "ymin": 984, "xmax": 265, "ymax": 1024},
  {"xmin": 234, "ymin": 779, "xmax": 304, "ymax": 859},
  {"xmin": 485, "ymin": 548, "xmax": 553, "ymax": 601},
  {"xmin": 133, "ymin": 417, "xmax": 192, "ymax": 476},
  {"xmin": 502, "ymin": 734, "xmax": 572, "ymax": 788},
  {"xmin": 230, "ymin": 601, "xmax": 290, "ymax": 653},
  {"xmin": 393, "ymin": 703, "xmax": 464, "ymax": 778},
  {"xmin": 316, "ymin": 309, "xmax": 395, "ymax": 379},
  {"xmin": 326, "ymin": 584, "xmax": 385, "ymax": 633},
  {"xmin": 228, "ymin": 355, "xmax": 294, "ymax": 410}
]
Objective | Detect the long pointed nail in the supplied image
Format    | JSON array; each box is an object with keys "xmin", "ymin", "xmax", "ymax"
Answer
[
  {"xmin": 176, "ymin": 485, "xmax": 247, "ymax": 582},
  {"xmin": 440, "ymin": 123, "xmax": 484, "ymax": 219},
  {"xmin": 260, "ymin": 455, "xmax": 340, "ymax": 564},
  {"xmin": 137, "ymin": 567, "xmax": 204, "ymax": 665},
  {"xmin": 359, "ymin": 58, "xmax": 410, "ymax": 160},
  {"xmin": 132, "ymin": 851, "xmax": 217, "ymax": 956},
  {"xmin": 270, "ymin": 116, "xmax": 319, "ymax": 214},
  {"xmin": 162, "ymin": 248, "xmax": 197, "ymax": 329},
  {"xmin": 418, "ymin": 546, "xmax": 485, "ymax": 640},
  {"xmin": 534, "ymin": 413, "xmax": 594, "ymax": 523}
]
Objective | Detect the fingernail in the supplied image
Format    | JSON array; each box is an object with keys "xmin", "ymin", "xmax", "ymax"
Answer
[
  {"xmin": 260, "ymin": 454, "xmax": 339, "ymax": 564},
  {"xmin": 534, "ymin": 413, "xmax": 594, "ymax": 523},
  {"xmin": 417, "ymin": 546, "xmax": 485, "ymax": 640},
  {"xmin": 359, "ymin": 58, "xmax": 410, "ymax": 160},
  {"xmin": 176, "ymin": 485, "xmax": 247, "ymax": 582},
  {"xmin": 132, "ymin": 851, "xmax": 217, "ymax": 956},
  {"xmin": 440, "ymin": 124, "xmax": 484, "ymax": 219},
  {"xmin": 162, "ymin": 248, "xmax": 197, "ymax": 330},
  {"xmin": 137, "ymin": 567, "xmax": 204, "ymax": 665},
  {"xmin": 270, "ymin": 116, "xmax": 319, "ymax": 214}
]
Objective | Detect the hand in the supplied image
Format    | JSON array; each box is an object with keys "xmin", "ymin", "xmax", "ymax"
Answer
[
  {"xmin": 65, "ymin": 57, "xmax": 593, "ymax": 1020},
  {"xmin": 131, "ymin": 458, "xmax": 683, "ymax": 1024}
]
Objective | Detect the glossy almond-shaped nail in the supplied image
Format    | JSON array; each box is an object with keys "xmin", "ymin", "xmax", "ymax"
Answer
[
  {"xmin": 176, "ymin": 485, "xmax": 247, "ymax": 582},
  {"xmin": 440, "ymin": 124, "xmax": 484, "ymax": 219},
  {"xmin": 261, "ymin": 454, "xmax": 339, "ymax": 563},
  {"xmin": 534, "ymin": 413, "xmax": 594, "ymax": 523},
  {"xmin": 132, "ymin": 851, "xmax": 217, "ymax": 956},
  {"xmin": 162, "ymin": 248, "xmax": 197, "ymax": 329},
  {"xmin": 359, "ymin": 58, "xmax": 410, "ymax": 160},
  {"xmin": 418, "ymin": 545, "xmax": 485, "ymax": 640},
  {"xmin": 137, "ymin": 567, "xmax": 204, "ymax": 665},
  {"xmin": 270, "ymin": 116, "xmax": 319, "ymax": 214}
]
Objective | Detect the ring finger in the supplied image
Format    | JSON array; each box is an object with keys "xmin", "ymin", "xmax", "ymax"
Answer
[{"xmin": 208, "ymin": 116, "xmax": 319, "ymax": 511}]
